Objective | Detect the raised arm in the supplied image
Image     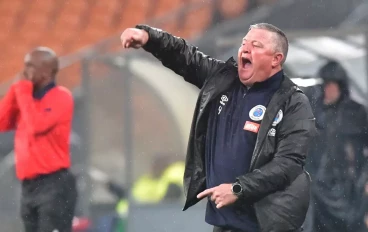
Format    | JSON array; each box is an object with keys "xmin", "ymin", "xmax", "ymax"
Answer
[
  {"xmin": 121, "ymin": 25, "xmax": 222, "ymax": 89},
  {"xmin": 14, "ymin": 80, "xmax": 73, "ymax": 135},
  {"xmin": 0, "ymin": 86, "xmax": 19, "ymax": 132}
]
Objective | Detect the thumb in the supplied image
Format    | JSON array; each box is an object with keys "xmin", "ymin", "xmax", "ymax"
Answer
[
  {"xmin": 133, "ymin": 30, "xmax": 149, "ymax": 46},
  {"xmin": 131, "ymin": 32, "xmax": 143, "ymax": 43}
]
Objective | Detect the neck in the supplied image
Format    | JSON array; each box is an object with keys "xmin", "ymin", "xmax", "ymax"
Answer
[
  {"xmin": 257, "ymin": 67, "xmax": 283, "ymax": 84},
  {"xmin": 34, "ymin": 79, "xmax": 53, "ymax": 92},
  {"xmin": 269, "ymin": 67, "xmax": 282, "ymax": 77}
]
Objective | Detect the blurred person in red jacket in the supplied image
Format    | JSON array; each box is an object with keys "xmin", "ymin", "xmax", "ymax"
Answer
[{"xmin": 0, "ymin": 47, "xmax": 77, "ymax": 232}]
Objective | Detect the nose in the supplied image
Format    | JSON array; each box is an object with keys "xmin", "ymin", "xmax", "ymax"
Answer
[{"xmin": 241, "ymin": 42, "xmax": 250, "ymax": 54}]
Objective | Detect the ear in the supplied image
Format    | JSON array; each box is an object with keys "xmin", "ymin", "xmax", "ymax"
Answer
[{"xmin": 271, "ymin": 53, "xmax": 284, "ymax": 68}]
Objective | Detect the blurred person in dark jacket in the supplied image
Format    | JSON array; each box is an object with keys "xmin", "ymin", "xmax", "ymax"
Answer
[
  {"xmin": 299, "ymin": 78, "xmax": 325, "ymax": 232},
  {"xmin": 120, "ymin": 23, "xmax": 316, "ymax": 232},
  {"xmin": 310, "ymin": 60, "xmax": 368, "ymax": 232}
]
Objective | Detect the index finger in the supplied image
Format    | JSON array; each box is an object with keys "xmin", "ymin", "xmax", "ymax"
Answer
[
  {"xmin": 197, "ymin": 188, "xmax": 214, "ymax": 199},
  {"xmin": 121, "ymin": 35, "xmax": 129, "ymax": 48}
]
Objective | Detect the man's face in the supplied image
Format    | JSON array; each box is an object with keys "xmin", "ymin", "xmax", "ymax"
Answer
[
  {"xmin": 323, "ymin": 81, "xmax": 341, "ymax": 105},
  {"xmin": 237, "ymin": 28, "xmax": 283, "ymax": 86},
  {"xmin": 23, "ymin": 51, "xmax": 48, "ymax": 87}
]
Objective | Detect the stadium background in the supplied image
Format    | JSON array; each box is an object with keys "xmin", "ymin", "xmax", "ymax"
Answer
[{"xmin": 0, "ymin": 0, "xmax": 367, "ymax": 231}]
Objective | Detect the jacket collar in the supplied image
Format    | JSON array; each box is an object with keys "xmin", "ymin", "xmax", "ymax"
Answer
[
  {"xmin": 203, "ymin": 57, "xmax": 238, "ymax": 103},
  {"xmin": 225, "ymin": 56, "xmax": 237, "ymax": 65},
  {"xmin": 33, "ymin": 81, "xmax": 56, "ymax": 99},
  {"xmin": 252, "ymin": 70, "xmax": 283, "ymax": 90}
]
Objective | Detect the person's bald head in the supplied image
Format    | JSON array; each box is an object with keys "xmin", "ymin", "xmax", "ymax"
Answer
[{"xmin": 24, "ymin": 47, "xmax": 59, "ymax": 89}]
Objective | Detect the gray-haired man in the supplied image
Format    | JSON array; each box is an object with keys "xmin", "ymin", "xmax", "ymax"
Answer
[{"xmin": 120, "ymin": 23, "xmax": 316, "ymax": 232}]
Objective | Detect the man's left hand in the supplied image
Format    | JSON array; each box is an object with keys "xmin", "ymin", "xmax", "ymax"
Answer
[
  {"xmin": 13, "ymin": 71, "xmax": 32, "ymax": 84},
  {"xmin": 197, "ymin": 184, "xmax": 238, "ymax": 209}
]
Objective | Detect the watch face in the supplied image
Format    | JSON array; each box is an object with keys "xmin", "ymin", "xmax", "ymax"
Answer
[{"xmin": 233, "ymin": 184, "xmax": 242, "ymax": 194}]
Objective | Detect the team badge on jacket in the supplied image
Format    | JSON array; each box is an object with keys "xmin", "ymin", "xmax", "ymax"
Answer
[
  {"xmin": 268, "ymin": 128, "xmax": 276, "ymax": 137},
  {"xmin": 249, "ymin": 105, "xmax": 266, "ymax": 121},
  {"xmin": 272, "ymin": 110, "xmax": 283, "ymax": 126}
]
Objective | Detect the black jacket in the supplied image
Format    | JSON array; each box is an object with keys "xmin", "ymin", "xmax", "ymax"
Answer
[
  {"xmin": 136, "ymin": 24, "xmax": 316, "ymax": 232},
  {"xmin": 311, "ymin": 93, "xmax": 368, "ymax": 231}
]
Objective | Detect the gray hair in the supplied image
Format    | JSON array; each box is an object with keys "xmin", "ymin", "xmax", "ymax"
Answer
[{"xmin": 249, "ymin": 23, "xmax": 289, "ymax": 65}]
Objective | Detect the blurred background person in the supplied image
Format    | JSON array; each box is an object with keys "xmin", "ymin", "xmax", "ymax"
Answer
[
  {"xmin": 0, "ymin": 47, "xmax": 77, "ymax": 232},
  {"xmin": 130, "ymin": 153, "xmax": 185, "ymax": 204},
  {"xmin": 305, "ymin": 60, "xmax": 368, "ymax": 232}
]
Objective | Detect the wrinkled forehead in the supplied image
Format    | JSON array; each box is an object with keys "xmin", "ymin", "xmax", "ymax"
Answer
[{"xmin": 243, "ymin": 28, "xmax": 275, "ymax": 44}]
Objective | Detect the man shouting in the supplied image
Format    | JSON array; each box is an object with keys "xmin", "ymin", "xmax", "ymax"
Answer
[{"xmin": 120, "ymin": 23, "xmax": 316, "ymax": 232}]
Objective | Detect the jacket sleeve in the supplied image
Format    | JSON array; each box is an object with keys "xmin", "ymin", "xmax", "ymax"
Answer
[
  {"xmin": 0, "ymin": 86, "xmax": 18, "ymax": 131},
  {"xmin": 236, "ymin": 92, "xmax": 316, "ymax": 200},
  {"xmin": 356, "ymin": 104, "xmax": 368, "ymax": 146},
  {"xmin": 14, "ymin": 80, "xmax": 73, "ymax": 135},
  {"xmin": 135, "ymin": 24, "xmax": 222, "ymax": 89}
]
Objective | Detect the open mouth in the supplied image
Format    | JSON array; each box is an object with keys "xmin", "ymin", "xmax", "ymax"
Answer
[{"xmin": 241, "ymin": 57, "xmax": 252, "ymax": 69}]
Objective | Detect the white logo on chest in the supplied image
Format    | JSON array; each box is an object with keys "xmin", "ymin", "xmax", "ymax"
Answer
[
  {"xmin": 218, "ymin": 95, "xmax": 229, "ymax": 115},
  {"xmin": 268, "ymin": 128, "xmax": 276, "ymax": 137}
]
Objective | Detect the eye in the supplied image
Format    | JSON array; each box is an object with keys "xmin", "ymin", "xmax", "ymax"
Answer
[
  {"xmin": 25, "ymin": 63, "xmax": 34, "ymax": 68},
  {"xmin": 252, "ymin": 42, "xmax": 262, "ymax": 48}
]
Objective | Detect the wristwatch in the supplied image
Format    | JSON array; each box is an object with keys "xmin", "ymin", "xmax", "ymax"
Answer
[{"xmin": 231, "ymin": 182, "xmax": 243, "ymax": 196}]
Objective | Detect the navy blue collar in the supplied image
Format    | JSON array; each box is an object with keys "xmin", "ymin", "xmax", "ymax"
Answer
[
  {"xmin": 251, "ymin": 70, "xmax": 284, "ymax": 90},
  {"xmin": 33, "ymin": 81, "xmax": 56, "ymax": 99}
]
